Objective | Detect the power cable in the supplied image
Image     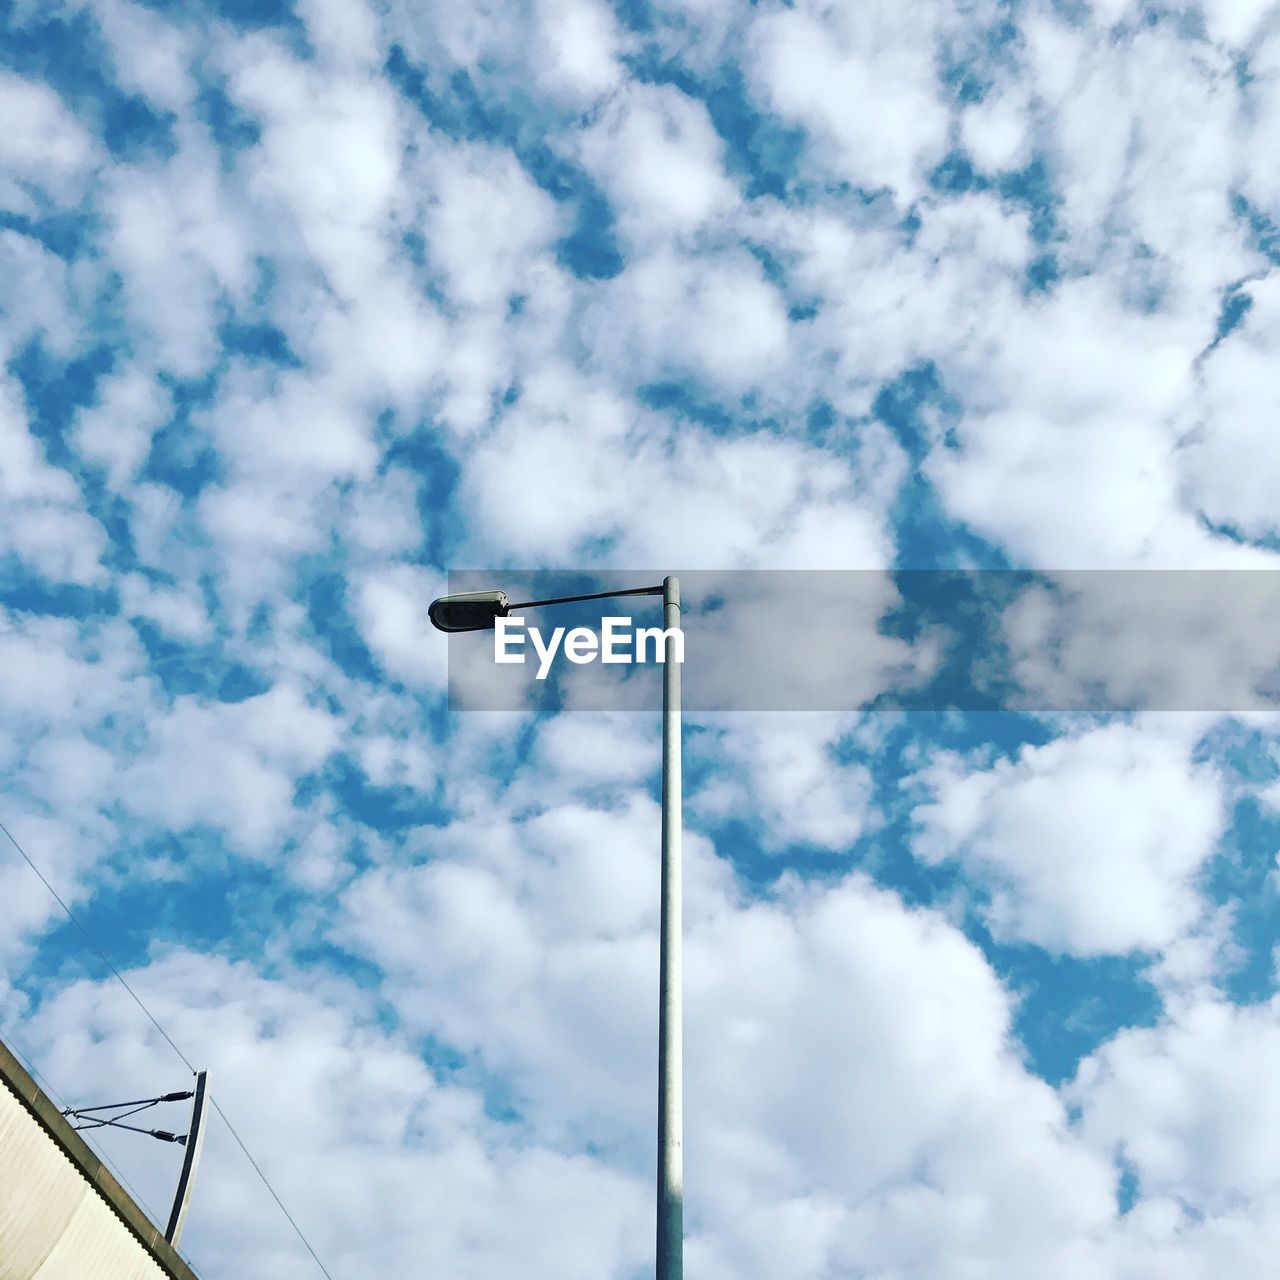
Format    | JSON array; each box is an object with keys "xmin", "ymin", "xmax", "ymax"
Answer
[{"xmin": 0, "ymin": 819, "xmax": 194, "ymax": 1071}]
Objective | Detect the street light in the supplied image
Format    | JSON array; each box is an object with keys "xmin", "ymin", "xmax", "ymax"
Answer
[
  {"xmin": 427, "ymin": 589, "xmax": 510, "ymax": 632},
  {"xmin": 430, "ymin": 577, "xmax": 684, "ymax": 1280}
]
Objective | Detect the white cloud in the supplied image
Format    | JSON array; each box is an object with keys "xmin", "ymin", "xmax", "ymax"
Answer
[
  {"xmin": 921, "ymin": 274, "xmax": 1277, "ymax": 568},
  {"xmin": 0, "ymin": 70, "xmax": 97, "ymax": 210},
  {"xmin": 92, "ymin": 0, "xmax": 197, "ymax": 112},
  {"xmin": 738, "ymin": 195, "xmax": 1031, "ymax": 422},
  {"xmin": 0, "ymin": 373, "xmax": 106, "ymax": 585},
  {"xmin": 0, "ymin": 230, "xmax": 85, "ymax": 357},
  {"xmin": 913, "ymin": 189, "xmax": 1033, "ymax": 275},
  {"xmin": 0, "ymin": 802, "xmax": 117, "ymax": 967},
  {"xmin": 960, "ymin": 85, "xmax": 1034, "ymax": 174},
  {"xmin": 0, "ymin": 609, "xmax": 143, "ymax": 728},
  {"xmin": 534, "ymin": 0, "xmax": 625, "ymax": 100},
  {"xmin": 355, "ymin": 728, "xmax": 437, "ymax": 796},
  {"xmin": 420, "ymin": 139, "xmax": 563, "ymax": 310},
  {"xmin": 642, "ymin": 0, "xmax": 741, "ymax": 73},
  {"xmin": 120, "ymin": 684, "xmax": 343, "ymax": 857},
  {"xmin": 124, "ymin": 481, "xmax": 207, "ymax": 579},
  {"xmin": 99, "ymin": 127, "xmax": 254, "ymax": 377},
  {"xmin": 1072, "ymin": 996, "xmax": 1280, "ymax": 1216},
  {"xmin": 528, "ymin": 713, "xmax": 660, "ymax": 788},
  {"xmin": 71, "ymin": 364, "xmax": 171, "ymax": 491},
  {"xmin": 458, "ymin": 399, "xmax": 892, "ymax": 568},
  {"xmin": 577, "ymin": 83, "xmax": 738, "ymax": 246},
  {"xmin": 301, "ymin": 276, "xmax": 449, "ymax": 411},
  {"xmin": 911, "ymin": 720, "xmax": 1225, "ymax": 955},
  {"xmin": 225, "ymin": 37, "xmax": 405, "ymax": 300},
  {"xmin": 691, "ymin": 714, "xmax": 873, "ymax": 852},
  {"xmin": 199, "ymin": 364, "xmax": 379, "ymax": 483},
  {"xmin": 384, "ymin": 0, "xmax": 532, "ymax": 77},
  {"xmin": 687, "ymin": 873, "xmax": 1131, "ymax": 1279},
  {"xmin": 1025, "ymin": 14, "xmax": 1254, "ymax": 304},
  {"xmin": 746, "ymin": 3, "xmax": 952, "ymax": 204},
  {"xmin": 593, "ymin": 247, "xmax": 791, "ymax": 392},
  {"xmin": 1202, "ymin": 0, "xmax": 1276, "ymax": 49},
  {"xmin": 1238, "ymin": 29, "xmax": 1280, "ymax": 212},
  {"xmin": 1180, "ymin": 275, "xmax": 1280, "ymax": 540},
  {"xmin": 342, "ymin": 466, "xmax": 425, "ymax": 558},
  {"xmin": 999, "ymin": 574, "xmax": 1280, "ymax": 715},
  {"xmin": 198, "ymin": 480, "xmax": 330, "ymax": 609},
  {"xmin": 22, "ymin": 734, "xmax": 119, "ymax": 813},
  {"xmin": 118, "ymin": 572, "xmax": 213, "ymax": 643},
  {"xmin": 351, "ymin": 562, "xmax": 446, "ymax": 689},
  {"xmin": 295, "ymin": 0, "xmax": 383, "ymax": 68},
  {"xmin": 0, "ymin": 611, "xmax": 154, "ymax": 955}
]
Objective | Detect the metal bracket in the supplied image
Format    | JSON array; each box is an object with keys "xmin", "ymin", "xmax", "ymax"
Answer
[
  {"xmin": 164, "ymin": 1069, "xmax": 209, "ymax": 1249},
  {"xmin": 60, "ymin": 1071, "xmax": 210, "ymax": 1250}
]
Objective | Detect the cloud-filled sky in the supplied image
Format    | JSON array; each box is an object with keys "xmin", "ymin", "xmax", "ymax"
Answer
[{"xmin": 3, "ymin": 0, "xmax": 1280, "ymax": 1276}]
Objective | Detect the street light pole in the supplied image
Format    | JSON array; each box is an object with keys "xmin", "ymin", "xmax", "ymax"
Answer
[
  {"xmin": 428, "ymin": 577, "xmax": 684, "ymax": 1279},
  {"xmin": 656, "ymin": 575, "xmax": 683, "ymax": 1280}
]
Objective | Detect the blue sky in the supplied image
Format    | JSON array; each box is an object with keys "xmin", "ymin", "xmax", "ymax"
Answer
[{"xmin": 3, "ymin": 0, "xmax": 1280, "ymax": 1276}]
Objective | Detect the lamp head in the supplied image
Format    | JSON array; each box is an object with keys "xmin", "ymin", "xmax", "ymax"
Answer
[{"xmin": 428, "ymin": 590, "xmax": 510, "ymax": 633}]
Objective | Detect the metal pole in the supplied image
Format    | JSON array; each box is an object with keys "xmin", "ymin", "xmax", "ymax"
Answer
[
  {"xmin": 657, "ymin": 575, "xmax": 683, "ymax": 1280},
  {"xmin": 165, "ymin": 1069, "xmax": 209, "ymax": 1249}
]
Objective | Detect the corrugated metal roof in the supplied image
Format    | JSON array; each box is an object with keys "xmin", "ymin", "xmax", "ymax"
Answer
[{"xmin": 0, "ymin": 1040, "xmax": 200, "ymax": 1280}]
